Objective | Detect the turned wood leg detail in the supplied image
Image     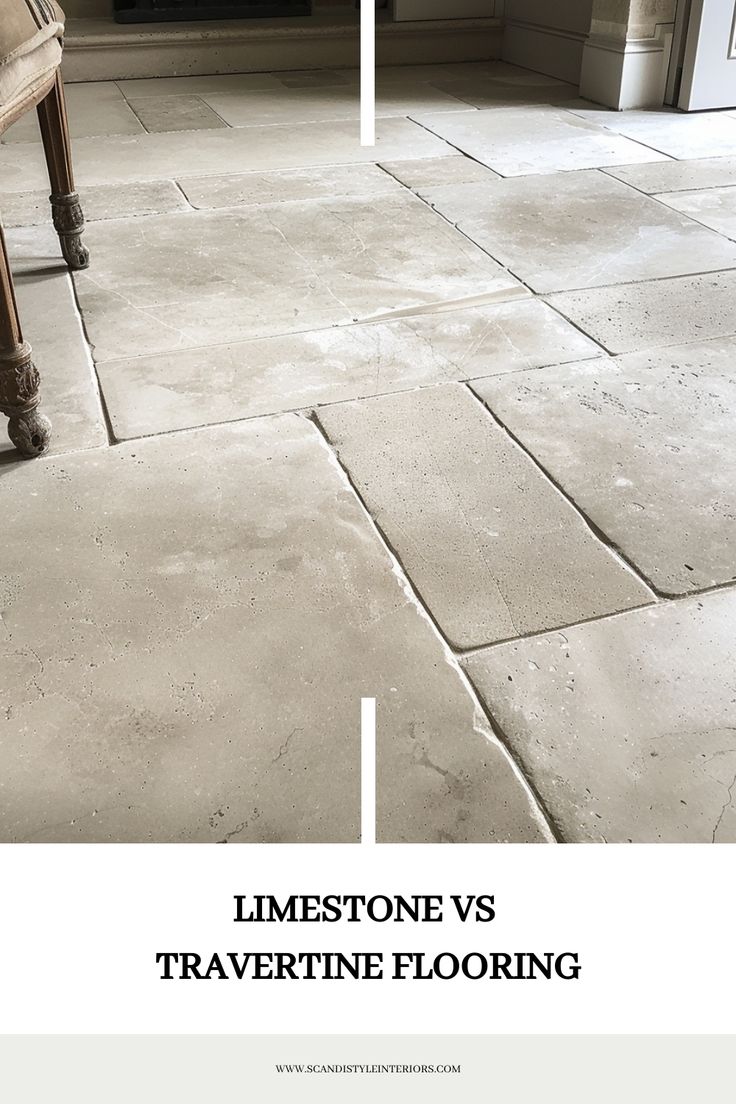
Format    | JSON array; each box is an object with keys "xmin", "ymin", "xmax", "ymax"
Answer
[
  {"xmin": 0, "ymin": 224, "xmax": 51, "ymax": 458},
  {"xmin": 37, "ymin": 72, "xmax": 89, "ymax": 272}
]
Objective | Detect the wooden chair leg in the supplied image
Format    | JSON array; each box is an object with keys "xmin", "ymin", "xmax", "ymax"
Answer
[
  {"xmin": 36, "ymin": 72, "xmax": 89, "ymax": 271},
  {"xmin": 0, "ymin": 223, "xmax": 51, "ymax": 457}
]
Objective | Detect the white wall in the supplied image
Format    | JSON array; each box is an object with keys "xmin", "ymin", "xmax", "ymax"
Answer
[{"xmin": 502, "ymin": 0, "xmax": 595, "ymax": 82}]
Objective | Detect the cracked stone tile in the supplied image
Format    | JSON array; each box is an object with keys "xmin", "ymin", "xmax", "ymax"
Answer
[
  {"xmin": 0, "ymin": 415, "xmax": 549, "ymax": 844},
  {"xmin": 96, "ymin": 299, "xmax": 600, "ymax": 439},
  {"xmin": 463, "ymin": 590, "xmax": 736, "ymax": 843},
  {"xmin": 2, "ymin": 180, "xmax": 188, "ymax": 229},
  {"xmin": 178, "ymin": 164, "xmax": 400, "ymax": 209},
  {"xmin": 6, "ymin": 192, "xmax": 523, "ymax": 363},
  {"xmin": 200, "ymin": 85, "xmax": 472, "ymax": 128},
  {"xmin": 547, "ymin": 270, "xmax": 736, "ymax": 355},
  {"xmin": 0, "ymin": 117, "xmax": 453, "ymax": 193},
  {"xmin": 380, "ymin": 155, "xmax": 499, "ymax": 190},
  {"xmin": 568, "ymin": 106, "xmax": 736, "ymax": 159},
  {"xmin": 654, "ymin": 187, "xmax": 736, "ymax": 242},
  {"xmin": 422, "ymin": 171, "xmax": 736, "ymax": 293},
  {"xmin": 0, "ymin": 269, "xmax": 106, "ymax": 460},
  {"xmin": 411, "ymin": 106, "xmax": 670, "ymax": 176},
  {"xmin": 2, "ymin": 82, "xmax": 143, "ymax": 144},
  {"xmin": 472, "ymin": 338, "xmax": 736, "ymax": 594},
  {"xmin": 318, "ymin": 384, "xmax": 650, "ymax": 649},
  {"xmin": 127, "ymin": 95, "xmax": 228, "ymax": 134},
  {"xmin": 605, "ymin": 156, "xmax": 736, "ymax": 194}
]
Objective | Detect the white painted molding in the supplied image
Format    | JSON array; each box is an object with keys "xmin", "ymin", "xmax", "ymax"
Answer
[
  {"xmin": 580, "ymin": 23, "xmax": 674, "ymax": 109},
  {"xmin": 502, "ymin": 18, "xmax": 590, "ymax": 84}
]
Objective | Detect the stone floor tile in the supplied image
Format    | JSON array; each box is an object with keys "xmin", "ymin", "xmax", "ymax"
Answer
[
  {"xmin": 429, "ymin": 78, "xmax": 578, "ymax": 110},
  {"xmin": 568, "ymin": 106, "xmax": 736, "ymax": 159},
  {"xmin": 412, "ymin": 106, "xmax": 670, "ymax": 176},
  {"xmin": 276, "ymin": 70, "xmax": 351, "ymax": 88},
  {"xmin": 380, "ymin": 155, "xmax": 499, "ymax": 190},
  {"xmin": 178, "ymin": 164, "xmax": 399, "ymax": 209},
  {"xmin": 547, "ymin": 270, "xmax": 736, "ymax": 354},
  {"xmin": 472, "ymin": 338, "xmax": 736, "ymax": 595},
  {"xmin": 1, "ymin": 270, "xmax": 107, "ymax": 460},
  {"xmin": 463, "ymin": 590, "xmax": 736, "ymax": 843},
  {"xmin": 422, "ymin": 171, "xmax": 736, "ymax": 293},
  {"xmin": 0, "ymin": 118, "xmax": 454, "ymax": 192},
  {"xmin": 655, "ymin": 186, "xmax": 736, "ymax": 241},
  {"xmin": 2, "ymin": 82, "xmax": 143, "ymax": 144},
  {"xmin": 318, "ymin": 385, "xmax": 650, "ymax": 649},
  {"xmin": 604, "ymin": 156, "xmax": 736, "ymax": 194},
  {"xmin": 127, "ymin": 95, "xmax": 228, "ymax": 134},
  {"xmin": 0, "ymin": 416, "xmax": 549, "ymax": 844},
  {"xmin": 200, "ymin": 85, "xmax": 472, "ymax": 128},
  {"xmin": 116, "ymin": 73, "xmax": 284, "ymax": 98},
  {"xmin": 96, "ymin": 299, "xmax": 600, "ymax": 440},
  {"xmin": 21, "ymin": 192, "xmax": 523, "ymax": 362},
  {"xmin": 2, "ymin": 180, "xmax": 188, "ymax": 229}
]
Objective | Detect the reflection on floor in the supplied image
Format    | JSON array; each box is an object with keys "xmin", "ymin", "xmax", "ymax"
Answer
[{"xmin": 1, "ymin": 61, "xmax": 735, "ymax": 843}]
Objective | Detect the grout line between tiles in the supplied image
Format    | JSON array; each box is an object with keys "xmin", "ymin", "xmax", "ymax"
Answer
[
  {"xmin": 65, "ymin": 271, "xmax": 115, "ymax": 448},
  {"xmin": 306, "ymin": 408, "xmax": 562, "ymax": 845}
]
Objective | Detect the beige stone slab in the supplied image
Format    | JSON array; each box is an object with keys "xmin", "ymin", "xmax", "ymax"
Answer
[
  {"xmin": 276, "ymin": 69, "xmax": 351, "ymax": 88},
  {"xmin": 201, "ymin": 85, "xmax": 473, "ymax": 128},
  {"xmin": 0, "ymin": 415, "xmax": 549, "ymax": 844},
  {"xmin": 338, "ymin": 61, "xmax": 570, "ymax": 87},
  {"xmin": 97, "ymin": 299, "xmax": 601, "ymax": 440},
  {"xmin": 430, "ymin": 78, "xmax": 579, "ymax": 110},
  {"xmin": 25, "ymin": 192, "xmax": 523, "ymax": 363},
  {"xmin": 547, "ymin": 270, "xmax": 736, "ymax": 354},
  {"xmin": 380, "ymin": 155, "xmax": 499, "ymax": 190},
  {"xmin": 463, "ymin": 590, "xmax": 736, "ymax": 843},
  {"xmin": 2, "ymin": 82, "xmax": 143, "ymax": 144},
  {"xmin": 318, "ymin": 385, "xmax": 650, "ymax": 649},
  {"xmin": 0, "ymin": 117, "xmax": 455, "ymax": 192},
  {"xmin": 423, "ymin": 171, "xmax": 736, "ymax": 293},
  {"xmin": 178, "ymin": 164, "xmax": 400, "ymax": 209},
  {"xmin": 1, "ymin": 180, "xmax": 188, "ymax": 228},
  {"xmin": 412, "ymin": 106, "xmax": 670, "ymax": 176},
  {"xmin": 568, "ymin": 106, "xmax": 736, "ymax": 159},
  {"xmin": 655, "ymin": 187, "xmax": 736, "ymax": 241},
  {"xmin": 605, "ymin": 156, "xmax": 736, "ymax": 194},
  {"xmin": 472, "ymin": 338, "xmax": 736, "ymax": 594},
  {"xmin": 2, "ymin": 271, "xmax": 107, "ymax": 460},
  {"xmin": 127, "ymin": 95, "xmax": 228, "ymax": 134},
  {"xmin": 116, "ymin": 73, "xmax": 284, "ymax": 98}
]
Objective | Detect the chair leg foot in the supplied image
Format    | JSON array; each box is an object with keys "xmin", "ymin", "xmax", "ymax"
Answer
[
  {"xmin": 0, "ymin": 342, "xmax": 52, "ymax": 458},
  {"xmin": 50, "ymin": 192, "xmax": 89, "ymax": 271}
]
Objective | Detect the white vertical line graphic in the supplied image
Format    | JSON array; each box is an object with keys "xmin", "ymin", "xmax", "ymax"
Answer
[
  {"xmin": 360, "ymin": 0, "xmax": 376, "ymax": 146},
  {"xmin": 361, "ymin": 697, "xmax": 376, "ymax": 843}
]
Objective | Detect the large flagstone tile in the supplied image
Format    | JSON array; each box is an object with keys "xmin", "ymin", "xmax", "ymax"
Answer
[
  {"xmin": 2, "ymin": 82, "xmax": 143, "ymax": 144},
  {"xmin": 127, "ymin": 95, "xmax": 228, "ymax": 134},
  {"xmin": 0, "ymin": 117, "xmax": 453, "ymax": 193},
  {"xmin": 411, "ymin": 106, "xmax": 670, "ymax": 176},
  {"xmin": 0, "ymin": 416, "xmax": 549, "ymax": 844},
  {"xmin": 318, "ymin": 385, "xmax": 651, "ymax": 649},
  {"xmin": 178, "ymin": 164, "xmax": 399, "ymax": 209},
  {"xmin": 15, "ymin": 192, "xmax": 524, "ymax": 363},
  {"xmin": 654, "ymin": 187, "xmax": 736, "ymax": 241},
  {"xmin": 472, "ymin": 338, "xmax": 736, "ymax": 595},
  {"xmin": 201, "ymin": 85, "xmax": 473, "ymax": 128},
  {"xmin": 2, "ymin": 180, "xmax": 188, "ymax": 229},
  {"xmin": 547, "ymin": 270, "xmax": 736, "ymax": 354},
  {"xmin": 422, "ymin": 171, "xmax": 736, "ymax": 293},
  {"xmin": 116, "ymin": 73, "xmax": 284, "ymax": 98},
  {"xmin": 380, "ymin": 155, "xmax": 499, "ymax": 190},
  {"xmin": 429, "ymin": 78, "xmax": 578, "ymax": 110},
  {"xmin": 1, "ymin": 271, "xmax": 107, "ymax": 460},
  {"xmin": 96, "ymin": 299, "xmax": 600, "ymax": 440},
  {"xmin": 604, "ymin": 156, "xmax": 736, "ymax": 194},
  {"xmin": 463, "ymin": 590, "xmax": 736, "ymax": 843},
  {"xmin": 568, "ymin": 106, "xmax": 736, "ymax": 160}
]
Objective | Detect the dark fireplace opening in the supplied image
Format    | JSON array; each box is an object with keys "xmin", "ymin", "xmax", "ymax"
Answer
[{"xmin": 114, "ymin": 0, "xmax": 312, "ymax": 23}]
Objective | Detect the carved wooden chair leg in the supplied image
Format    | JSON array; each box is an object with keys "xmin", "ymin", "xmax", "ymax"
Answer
[
  {"xmin": 36, "ymin": 72, "xmax": 89, "ymax": 272},
  {"xmin": 0, "ymin": 223, "xmax": 51, "ymax": 457}
]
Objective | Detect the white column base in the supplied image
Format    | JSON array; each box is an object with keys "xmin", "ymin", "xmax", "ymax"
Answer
[{"xmin": 580, "ymin": 27, "xmax": 674, "ymax": 110}]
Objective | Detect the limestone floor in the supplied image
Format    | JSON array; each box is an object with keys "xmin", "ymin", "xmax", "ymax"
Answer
[{"xmin": 1, "ymin": 64, "xmax": 735, "ymax": 843}]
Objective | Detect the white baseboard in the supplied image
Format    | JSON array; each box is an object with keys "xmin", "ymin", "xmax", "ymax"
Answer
[
  {"xmin": 501, "ymin": 19, "xmax": 588, "ymax": 84},
  {"xmin": 580, "ymin": 26, "xmax": 674, "ymax": 109}
]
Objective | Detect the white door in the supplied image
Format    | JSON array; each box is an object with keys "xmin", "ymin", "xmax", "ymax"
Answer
[
  {"xmin": 678, "ymin": 0, "xmax": 736, "ymax": 109},
  {"xmin": 393, "ymin": 1, "xmax": 494, "ymax": 19}
]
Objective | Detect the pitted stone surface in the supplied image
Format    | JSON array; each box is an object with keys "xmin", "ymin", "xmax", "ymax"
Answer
[
  {"xmin": 654, "ymin": 187, "xmax": 736, "ymax": 242},
  {"xmin": 463, "ymin": 590, "xmax": 736, "ymax": 843},
  {"xmin": 605, "ymin": 156, "xmax": 736, "ymax": 194},
  {"xmin": 472, "ymin": 339, "xmax": 736, "ymax": 594},
  {"xmin": 0, "ymin": 416, "xmax": 549, "ymax": 844},
  {"xmin": 96, "ymin": 298, "xmax": 599, "ymax": 440},
  {"xmin": 318, "ymin": 384, "xmax": 650, "ymax": 649}
]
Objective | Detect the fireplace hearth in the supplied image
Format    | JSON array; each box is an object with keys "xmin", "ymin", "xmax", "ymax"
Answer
[{"xmin": 114, "ymin": 0, "xmax": 312, "ymax": 23}]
